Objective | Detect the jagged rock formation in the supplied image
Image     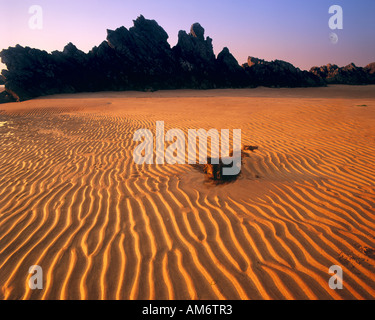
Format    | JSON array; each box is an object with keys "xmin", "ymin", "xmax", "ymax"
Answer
[
  {"xmin": 243, "ymin": 57, "xmax": 325, "ymax": 87},
  {"xmin": 0, "ymin": 75, "xmax": 4, "ymax": 85},
  {"xmin": 105, "ymin": 15, "xmax": 178, "ymax": 90},
  {"xmin": 216, "ymin": 47, "xmax": 249, "ymax": 87},
  {"xmin": 3, "ymin": 15, "xmax": 372, "ymax": 103},
  {"xmin": 365, "ymin": 62, "xmax": 375, "ymax": 75},
  {"xmin": 190, "ymin": 23, "xmax": 205, "ymax": 40},
  {"xmin": 173, "ymin": 22, "xmax": 217, "ymax": 88},
  {"xmin": 310, "ymin": 63, "xmax": 375, "ymax": 85},
  {"xmin": 0, "ymin": 16, "xmax": 180, "ymax": 100}
]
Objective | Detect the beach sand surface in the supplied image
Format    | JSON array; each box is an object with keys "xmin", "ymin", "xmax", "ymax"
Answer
[{"xmin": 0, "ymin": 85, "xmax": 374, "ymax": 299}]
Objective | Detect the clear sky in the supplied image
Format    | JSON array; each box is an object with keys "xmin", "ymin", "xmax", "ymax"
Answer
[{"xmin": 0, "ymin": 0, "xmax": 374, "ymax": 71}]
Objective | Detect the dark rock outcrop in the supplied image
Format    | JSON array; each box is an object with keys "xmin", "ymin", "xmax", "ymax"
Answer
[
  {"xmin": 1, "ymin": 45, "xmax": 58, "ymax": 101},
  {"xmin": 105, "ymin": 15, "xmax": 178, "ymax": 90},
  {"xmin": 0, "ymin": 74, "xmax": 5, "ymax": 85},
  {"xmin": 215, "ymin": 47, "xmax": 249, "ymax": 87},
  {"xmin": 243, "ymin": 57, "xmax": 324, "ymax": 87},
  {"xmin": 365, "ymin": 62, "xmax": 375, "ymax": 75},
  {"xmin": 310, "ymin": 63, "xmax": 375, "ymax": 85},
  {"xmin": 0, "ymin": 90, "xmax": 16, "ymax": 104},
  {"xmin": 0, "ymin": 16, "xmax": 180, "ymax": 101},
  {"xmin": 5, "ymin": 15, "xmax": 365, "ymax": 104},
  {"xmin": 190, "ymin": 23, "xmax": 205, "ymax": 41},
  {"xmin": 173, "ymin": 22, "xmax": 217, "ymax": 89}
]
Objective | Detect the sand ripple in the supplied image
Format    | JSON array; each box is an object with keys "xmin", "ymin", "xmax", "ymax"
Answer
[{"xmin": 0, "ymin": 88, "xmax": 374, "ymax": 299}]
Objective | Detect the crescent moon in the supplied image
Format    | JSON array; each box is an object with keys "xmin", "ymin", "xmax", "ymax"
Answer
[{"xmin": 329, "ymin": 32, "xmax": 339, "ymax": 45}]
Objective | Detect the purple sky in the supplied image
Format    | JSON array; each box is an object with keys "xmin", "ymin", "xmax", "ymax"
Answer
[{"xmin": 1, "ymin": 0, "xmax": 374, "ymax": 71}]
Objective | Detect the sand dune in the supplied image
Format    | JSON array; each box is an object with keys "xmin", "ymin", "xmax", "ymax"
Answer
[{"xmin": 0, "ymin": 85, "xmax": 374, "ymax": 300}]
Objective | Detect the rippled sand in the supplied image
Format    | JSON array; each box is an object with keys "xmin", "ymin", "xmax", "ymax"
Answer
[{"xmin": 0, "ymin": 85, "xmax": 374, "ymax": 300}]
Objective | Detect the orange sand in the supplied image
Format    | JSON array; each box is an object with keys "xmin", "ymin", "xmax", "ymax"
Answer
[{"xmin": 0, "ymin": 85, "xmax": 374, "ymax": 300}]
